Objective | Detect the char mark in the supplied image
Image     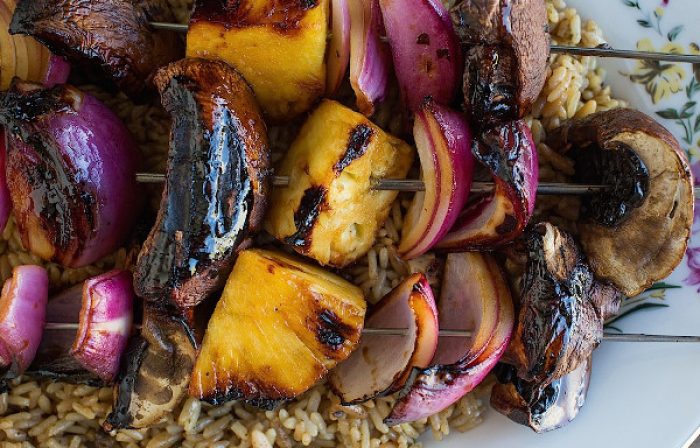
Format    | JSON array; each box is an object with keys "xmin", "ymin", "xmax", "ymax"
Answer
[
  {"xmin": 333, "ymin": 124, "xmax": 374, "ymax": 175},
  {"xmin": 0, "ymin": 84, "xmax": 97, "ymax": 262},
  {"xmin": 191, "ymin": 0, "xmax": 319, "ymax": 32},
  {"xmin": 315, "ymin": 309, "xmax": 355, "ymax": 351},
  {"xmin": 285, "ymin": 186, "xmax": 327, "ymax": 248}
]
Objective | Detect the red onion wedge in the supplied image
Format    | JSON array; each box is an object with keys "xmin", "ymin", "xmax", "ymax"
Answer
[
  {"xmin": 0, "ymin": 81, "xmax": 141, "ymax": 268},
  {"xmin": 349, "ymin": 0, "xmax": 392, "ymax": 116},
  {"xmin": 436, "ymin": 120, "xmax": 538, "ymax": 251},
  {"xmin": 30, "ymin": 269, "xmax": 134, "ymax": 384},
  {"xmin": 71, "ymin": 270, "xmax": 134, "ymax": 383},
  {"xmin": 385, "ymin": 252, "xmax": 514, "ymax": 425},
  {"xmin": 0, "ymin": 52, "xmax": 68, "ymax": 237},
  {"xmin": 0, "ymin": 265, "xmax": 49, "ymax": 378},
  {"xmin": 326, "ymin": 0, "xmax": 351, "ymax": 96},
  {"xmin": 330, "ymin": 273, "xmax": 438, "ymax": 404},
  {"xmin": 0, "ymin": 128, "xmax": 11, "ymax": 234},
  {"xmin": 42, "ymin": 53, "xmax": 70, "ymax": 87},
  {"xmin": 399, "ymin": 100, "xmax": 474, "ymax": 260},
  {"xmin": 379, "ymin": 0, "xmax": 462, "ymax": 113},
  {"xmin": 432, "ymin": 251, "xmax": 499, "ymax": 367}
]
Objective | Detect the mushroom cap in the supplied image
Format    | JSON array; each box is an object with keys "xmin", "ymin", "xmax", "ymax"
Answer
[
  {"xmin": 491, "ymin": 356, "xmax": 592, "ymax": 433},
  {"xmin": 548, "ymin": 109, "xmax": 694, "ymax": 297},
  {"xmin": 450, "ymin": 0, "xmax": 549, "ymax": 125},
  {"xmin": 509, "ymin": 222, "xmax": 620, "ymax": 384}
]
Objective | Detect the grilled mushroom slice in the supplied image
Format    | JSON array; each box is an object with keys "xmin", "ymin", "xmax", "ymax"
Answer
[
  {"xmin": 548, "ymin": 109, "xmax": 694, "ymax": 297},
  {"xmin": 10, "ymin": 0, "xmax": 182, "ymax": 100},
  {"xmin": 103, "ymin": 307, "xmax": 196, "ymax": 431},
  {"xmin": 450, "ymin": 0, "xmax": 549, "ymax": 127},
  {"xmin": 509, "ymin": 222, "xmax": 621, "ymax": 384},
  {"xmin": 135, "ymin": 58, "xmax": 271, "ymax": 311},
  {"xmin": 491, "ymin": 357, "xmax": 592, "ymax": 433}
]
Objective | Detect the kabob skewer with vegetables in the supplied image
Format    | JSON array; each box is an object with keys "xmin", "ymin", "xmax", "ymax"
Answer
[{"xmin": 0, "ymin": 0, "xmax": 696, "ymax": 440}]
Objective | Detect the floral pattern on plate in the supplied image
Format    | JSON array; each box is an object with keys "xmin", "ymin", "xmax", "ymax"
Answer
[{"xmin": 620, "ymin": 0, "xmax": 700, "ymax": 291}]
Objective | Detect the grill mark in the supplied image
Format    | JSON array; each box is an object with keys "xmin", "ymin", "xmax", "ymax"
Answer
[
  {"xmin": 333, "ymin": 124, "xmax": 374, "ymax": 175},
  {"xmin": 315, "ymin": 309, "xmax": 355, "ymax": 351},
  {"xmin": 571, "ymin": 141, "xmax": 649, "ymax": 227},
  {"xmin": 0, "ymin": 83, "xmax": 75, "ymax": 122},
  {"xmin": 103, "ymin": 337, "xmax": 149, "ymax": 431},
  {"xmin": 284, "ymin": 186, "xmax": 327, "ymax": 248}
]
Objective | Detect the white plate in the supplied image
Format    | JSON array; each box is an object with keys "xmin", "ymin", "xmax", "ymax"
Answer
[{"xmin": 435, "ymin": 1, "xmax": 700, "ymax": 447}]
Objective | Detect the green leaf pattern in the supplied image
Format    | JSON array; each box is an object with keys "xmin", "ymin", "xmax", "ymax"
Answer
[
  {"xmin": 604, "ymin": 283, "xmax": 679, "ymax": 331},
  {"xmin": 622, "ymin": 0, "xmax": 700, "ymax": 152}
]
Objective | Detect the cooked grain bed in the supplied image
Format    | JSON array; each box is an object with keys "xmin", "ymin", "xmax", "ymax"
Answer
[{"xmin": 0, "ymin": 0, "xmax": 623, "ymax": 446}]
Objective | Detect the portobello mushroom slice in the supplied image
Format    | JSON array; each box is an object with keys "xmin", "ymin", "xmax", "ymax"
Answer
[
  {"xmin": 509, "ymin": 222, "xmax": 621, "ymax": 384},
  {"xmin": 135, "ymin": 58, "xmax": 271, "ymax": 311},
  {"xmin": 491, "ymin": 357, "xmax": 592, "ymax": 433},
  {"xmin": 450, "ymin": 0, "xmax": 549, "ymax": 127},
  {"xmin": 9, "ymin": 0, "xmax": 182, "ymax": 100},
  {"xmin": 548, "ymin": 109, "xmax": 694, "ymax": 297},
  {"xmin": 103, "ymin": 307, "xmax": 197, "ymax": 431}
]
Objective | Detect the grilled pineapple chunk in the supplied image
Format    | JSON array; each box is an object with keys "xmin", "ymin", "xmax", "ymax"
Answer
[
  {"xmin": 265, "ymin": 100, "xmax": 414, "ymax": 267},
  {"xmin": 189, "ymin": 249, "xmax": 366, "ymax": 406},
  {"xmin": 186, "ymin": 0, "xmax": 328, "ymax": 121}
]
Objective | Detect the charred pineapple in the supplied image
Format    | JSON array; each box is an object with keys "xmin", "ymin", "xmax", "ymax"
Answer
[
  {"xmin": 189, "ymin": 249, "xmax": 366, "ymax": 406},
  {"xmin": 186, "ymin": 0, "xmax": 329, "ymax": 121},
  {"xmin": 265, "ymin": 100, "xmax": 414, "ymax": 267}
]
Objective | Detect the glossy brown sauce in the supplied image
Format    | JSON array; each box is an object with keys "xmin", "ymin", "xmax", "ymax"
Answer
[
  {"xmin": 1, "ymin": 84, "xmax": 97, "ymax": 264},
  {"xmin": 135, "ymin": 70, "xmax": 256, "ymax": 309}
]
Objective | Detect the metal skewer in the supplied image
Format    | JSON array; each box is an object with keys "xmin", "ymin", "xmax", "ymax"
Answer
[
  {"xmin": 149, "ymin": 21, "xmax": 189, "ymax": 32},
  {"xmin": 549, "ymin": 44, "xmax": 700, "ymax": 64},
  {"xmin": 135, "ymin": 173, "xmax": 700, "ymax": 196},
  {"xmin": 363, "ymin": 328, "xmax": 700, "ymax": 343},
  {"xmin": 148, "ymin": 21, "xmax": 700, "ymax": 64},
  {"xmin": 42, "ymin": 322, "xmax": 700, "ymax": 342}
]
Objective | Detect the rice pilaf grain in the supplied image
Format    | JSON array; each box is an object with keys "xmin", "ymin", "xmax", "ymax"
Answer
[{"xmin": 0, "ymin": 0, "xmax": 623, "ymax": 446}]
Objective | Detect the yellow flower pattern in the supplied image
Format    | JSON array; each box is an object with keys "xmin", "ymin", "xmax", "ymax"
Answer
[
  {"xmin": 622, "ymin": 0, "xmax": 700, "ymax": 148},
  {"xmin": 630, "ymin": 38, "xmax": 687, "ymax": 104},
  {"xmin": 621, "ymin": 0, "xmax": 700, "ymax": 294}
]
